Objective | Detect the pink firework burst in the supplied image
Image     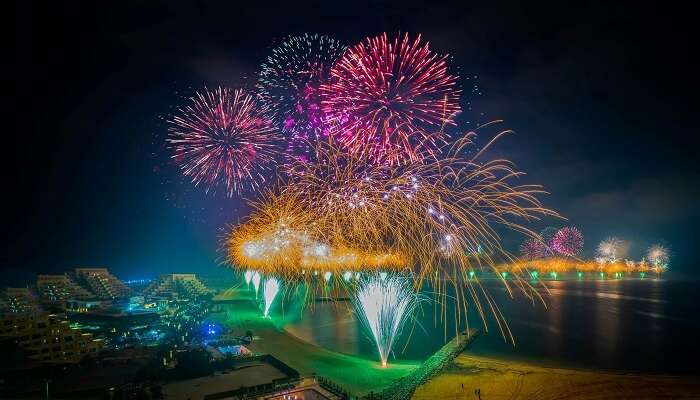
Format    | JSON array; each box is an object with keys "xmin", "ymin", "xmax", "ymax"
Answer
[
  {"xmin": 258, "ymin": 34, "xmax": 346, "ymax": 163},
  {"xmin": 520, "ymin": 238, "xmax": 546, "ymax": 260},
  {"xmin": 167, "ymin": 87, "xmax": 280, "ymax": 196},
  {"xmin": 551, "ymin": 227, "xmax": 584, "ymax": 257},
  {"xmin": 321, "ymin": 32, "xmax": 460, "ymax": 165}
]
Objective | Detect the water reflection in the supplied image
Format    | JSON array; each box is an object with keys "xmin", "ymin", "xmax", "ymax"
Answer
[{"xmin": 284, "ymin": 280, "xmax": 700, "ymax": 372}]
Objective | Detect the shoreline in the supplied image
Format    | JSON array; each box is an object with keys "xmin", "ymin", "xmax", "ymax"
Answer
[{"xmin": 413, "ymin": 354, "xmax": 700, "ymax": 399}]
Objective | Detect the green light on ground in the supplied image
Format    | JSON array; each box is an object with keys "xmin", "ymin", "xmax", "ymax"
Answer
[
  {"xmin": 343, "ymin": 271, "xmax": 352, "ymax": 282},
  {"xmin": 599, "ymin": 272, "xmax": 605, "ymax": 278},
  {"xmin": 577, "ymin": 272, "xmax": 583, "ymax": 278},
  {"xmin": 640, "ymin": 272, "xmax": 646, "ymax": 278},
  {"xmin": 324, "ymin": 271, "xmax": 332, "ymax": 282},
  {"xmin": 501, "ymin": 272, "xmax": 508, "ymax": 279},
  {"xmin": 530, "ymin": 271, "xmax": 538, "ymax": 279},
  {"xmin": 469, "ymin": 270, "xmax": 475, "ymax": 279},
  {"xmin": 550, "ymin": 272, "xmax": 557, "ymax": 279}
]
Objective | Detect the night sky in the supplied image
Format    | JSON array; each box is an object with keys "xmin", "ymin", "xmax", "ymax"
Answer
[{"xmin": 6, "ymin": 2, "xmax": 698, "ymax": 284}]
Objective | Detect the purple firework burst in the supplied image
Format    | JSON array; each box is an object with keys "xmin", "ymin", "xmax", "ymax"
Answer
[
  {"xmin": 520, "ymin": 238, "xmax": 545, "ymax": 260},
  {"xmin": 551, "ymin": 227, "xmax": 584, "ymax": 257}
]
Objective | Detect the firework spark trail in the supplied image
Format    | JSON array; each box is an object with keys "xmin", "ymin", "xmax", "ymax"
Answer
[
  {"xmin": 262, "ymin": 277, "xmax": 281, "ymax": 317},
  {"xmin": 167, "ymin": 87, "xmax": 280, "ymax": 196},
  {"xmin": 321, "ymin": 32, "xmax": 460, "ymax": 165},
  {"xmin": 258, "ymin": 34, "xmax": 346, "ymax": 162},
  {"xmin": 282, "ymin": 130, "xmax": 557, "ymax": 275},
  {"xmin": 252, "ymin": 271, "xmax": 262, "ymax": 298},
  {"xmin": 551, "ymin": 226, "xmax": 584, "ymax": 257},
  {"xmin": 351, "ymin": 274, "xmax": 420, "ymax": 366},
  {"xmin": 226, "ymin": 127, "xmax": 558, "ymax": 338}
]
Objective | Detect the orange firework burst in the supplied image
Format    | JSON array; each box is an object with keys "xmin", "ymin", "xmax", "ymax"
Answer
[
  {"xmin": 226, "ymin": 122, "xmax": 559, "ymax": 340},
  {"xmin": 282, "ymin": 125, "xmax": 557, "ymax": 274},
  {"xmin": 225, "ymin": 191, "xmax": 406, "ymax": 276}
]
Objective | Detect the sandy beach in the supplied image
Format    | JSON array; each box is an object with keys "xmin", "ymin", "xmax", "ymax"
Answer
[{"xmin": 413, "ymin": 355, "xmax": 700, "ymax": 400}]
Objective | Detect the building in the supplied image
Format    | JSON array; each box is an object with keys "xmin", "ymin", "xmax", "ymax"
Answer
[
  {"xmin": 73, "ymin": 268, "xmax": 132, "ymax": 299},
  {"xmin": 36, "ymin": 268, "xmax": 131, "ymax": 309},
  {"xmin": 36, "ymin": 274, "xmax": 94, "ymax": 302},
  {"xmin": 143, "ymin": 274, "xmax": 212, "ymax": 299},
  {"xmin": 0, "ymin": 287, "xmax": 39, "ymax": 314},
  {"xmin": 0, "ymin": 312, "xmax": 103, "ymax": 363}
]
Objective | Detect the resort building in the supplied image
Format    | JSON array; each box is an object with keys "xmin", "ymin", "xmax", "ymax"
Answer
[
  {"xmin": 73, "ymin": 267, "xmax": 132, "ymax": 299},
  {"xmin": 0, "ymin": 287, "xmax": 39, "ymax": 314},
  {"xmin": 36, "ymin": 274, "xmax": 94, "ymax": 302},
  {"xmin": 0, "ymin": 312, "xmax": 103, "ymax": 363},
  {"xmin": 35, "ymin": 268, "xmax": 131, "ymax": 309},
  {"xmin": 143, "ymin": 273, "xmax": 212, "ymax": 299}
]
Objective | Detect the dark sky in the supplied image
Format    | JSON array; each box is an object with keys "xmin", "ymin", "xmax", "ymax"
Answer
[{"xmin": 6, "ymin": 1, "xmax": 698, "ymax": 284}]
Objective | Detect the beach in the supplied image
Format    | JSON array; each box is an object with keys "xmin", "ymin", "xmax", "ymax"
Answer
[{"xmin": 413, "ymin": 354, "xmax": 700, "ymax": 399}]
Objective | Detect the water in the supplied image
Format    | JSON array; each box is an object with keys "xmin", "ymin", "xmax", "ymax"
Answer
[{"xmin": 283, "ymin": 279, "xmax": 700, "ymax": 373}]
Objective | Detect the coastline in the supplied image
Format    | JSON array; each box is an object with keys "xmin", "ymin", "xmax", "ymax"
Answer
[
  {"xmin": 413, "ymin": 354, "xmax": 700, "ymax": 399},
  {"xmin": 209, "ymin": 300, "xmax": 419, "ymax": 396}
]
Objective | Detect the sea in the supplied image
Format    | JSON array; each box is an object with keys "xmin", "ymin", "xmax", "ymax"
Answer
[{"xmin": 283, "ymin": 279, "xmax": 700, "ymax": 374}]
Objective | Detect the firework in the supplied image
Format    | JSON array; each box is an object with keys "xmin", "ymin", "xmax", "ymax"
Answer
[
  {"xmin": 167, "ymin": 87, "xmax": 280, "ymax": 196},
  {"xmin": 321, "ymin": 32, "xmax": 460, "ymax": 165},
  {"xmin": 244, "ymin": 270, "xmax": 254, "ymax": 287},
  {"xmin": 647, "ymin": 244, "xmax": 669, "ymax": 273},
  {"xmin": 551, "ymin": 227, "xmax": 584, "ymax": 257},
  {"xmin": 258, "ymin": 34, "xmax": 346, "ymax": 162},
  {"xmin": 252, "ymin": 271, "xmax": 262, "ymax": 298},
  {"xmin": 499, "ymin": 257, "xmax": 654, "ymax": 278},
  {"xmin": 225, "ymin": 128, "xmax": 557, "ymax": 337},
  {"xmin": 225, "ymin": 191, "xmax": 406, "ymax": 276},
  {"xmin": 597, "ymin": 237, "xmax": 623, "ymax": 263},
  {"xmin": 539, "ymin": 226, "xmax": 559, "ymax": 256},
  {"xmin": 262, "ymin": 277, "xmax": 281, "ymax": 317},
  {"xmin": 519, "ymin": 238, "xmax": 545, "ymax": 260},
  {"xmin": 351, "ymin": 274, "xmax": 420, "ymax": 366},
  {"xmin": 282, "ymin": 131, "xmax": 555, "ymax": 275}
]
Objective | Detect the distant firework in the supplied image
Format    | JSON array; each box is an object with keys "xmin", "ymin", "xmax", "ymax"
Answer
[
  {"xmin": 258, "ymin": 34, "xmax": 346, "ymax": 162},
  {"xmin": 321, "ymin": 32, "xmax": 460, "ymax": 165},
  {"xmin": 647, "ymin": 244, "xmax": 669, "ymax": 271},
  {"xmin": 597, "ymin": 237, "xmax": 623, "ymax": 263},
  {"xmin": 520, "ymin": 238, "xmax": 545, "ymax": 260},
  {"xmin": 551, "ymin": 227, "xmax": 584, "ymax": 257},
  {"xmin": 167, "ymin": 87, "xmax": 279, "ymax": 196}
]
